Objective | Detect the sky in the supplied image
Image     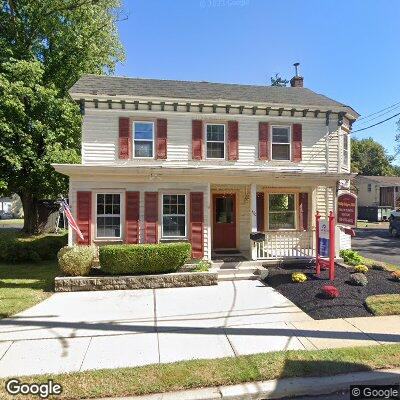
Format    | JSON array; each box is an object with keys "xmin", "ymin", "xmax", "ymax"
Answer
[{"xmin": 116, "ymin": 0, "xmax": 400, "ymax": 164}]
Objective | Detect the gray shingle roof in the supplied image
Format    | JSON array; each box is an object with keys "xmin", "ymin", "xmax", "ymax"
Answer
[{"xmin": 70, "ymin": 74, "xmax": 358, "ymax": 118}]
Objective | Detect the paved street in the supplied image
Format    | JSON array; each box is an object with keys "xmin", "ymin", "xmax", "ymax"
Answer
[
  {"xmin": 0, "ymin": 280, "xmax": 399, "ymax": 378},
  {"xmin": 352, "ymin": 227, "xmax": 400, "ymax": 265}
]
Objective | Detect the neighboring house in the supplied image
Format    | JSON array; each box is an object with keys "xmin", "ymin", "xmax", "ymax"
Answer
[
  {"xmin": 354, "ymin": 175, "xmax": 400, "ymax": 221},
  {"xmin": 53, "ymin": 72, "xmax": 358, "ymax": 260},
  {"xmin": 0, "ymin": 194, "xmax": 23, "ymax": 217}
]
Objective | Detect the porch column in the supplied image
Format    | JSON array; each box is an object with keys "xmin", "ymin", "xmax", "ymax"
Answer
[
  {"xmin": 206, "ymin": 182, "xmax": 212, "ymax": 261},
  {"xmin": 250, "ymin": 183, "xmax": 258, "ymax": 260}
]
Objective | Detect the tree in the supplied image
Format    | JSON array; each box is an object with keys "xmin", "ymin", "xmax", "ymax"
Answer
[
  {"xmin": 351, "ymin": 138, "xmax": 398, "ymax": 176},
  {"xmin": 0, "ymin": 0, "xmax": 125, "ymax": 233},
  {"xmin": 270, "ymin": 73, "xmax": 289, "ymax": 87}
]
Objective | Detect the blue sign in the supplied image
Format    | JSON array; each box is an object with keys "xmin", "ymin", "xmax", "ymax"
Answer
[{"xmin": 319, "ymin": 238, "xmax": 329, "ymax": 257}]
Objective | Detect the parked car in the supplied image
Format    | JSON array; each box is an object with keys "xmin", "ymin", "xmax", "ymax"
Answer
[
  {"xmin": 388, "ymin": 211, "xmax": 400, "ymax": 237},
  {"xmin": 0, "ymin": 211, "xmax": 14, "ymax": 219}
]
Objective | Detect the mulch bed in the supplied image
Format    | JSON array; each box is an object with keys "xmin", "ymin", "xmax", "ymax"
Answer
[{"xmin": 265, "ymin": 264, "xmax": 399, "ymax": 320}]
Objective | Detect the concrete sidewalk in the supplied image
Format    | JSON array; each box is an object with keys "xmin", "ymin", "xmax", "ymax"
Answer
[{"xmin": 0, "ymin": 281, "xmax": 399, "ymax": 378}]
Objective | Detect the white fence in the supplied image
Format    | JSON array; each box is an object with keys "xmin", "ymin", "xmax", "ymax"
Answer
[{"xmin": 256, "ymin": 231, "xmax": 315, "ymax": 259}]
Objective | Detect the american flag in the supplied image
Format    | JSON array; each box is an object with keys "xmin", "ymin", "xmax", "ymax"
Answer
[{"xmin": 61, "ymin": 199, "xmax": 84, "ymax": 240}]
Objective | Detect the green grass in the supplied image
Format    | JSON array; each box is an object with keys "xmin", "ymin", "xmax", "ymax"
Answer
[
  {"xmin": 0, "ymin": 261, "xmax": 59, "ymax": 318},
  {"xmin": 0, "ymin": 344, "xmax": 399, "ymax": 399},
  {"xmin": 0, "ymin": 218, "xmax": 24, "ymax": 226},
  {"xmin": 365, "ymin": 294, "xmax": 400, "ymax": 316},
  {"xmin": 361, "ymin": 256, "xmax": 400, "ymax": 272}
]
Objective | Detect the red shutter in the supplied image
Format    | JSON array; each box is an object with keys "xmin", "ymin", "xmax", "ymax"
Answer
[
  {"xmin": 192, "ymin": 120, "xmax": 203, "ymax": 160},
  {"xmin": 256, "ymin": 192, "xmax": 265, "ymax": 231},
  {"xmin": 299, "ymin": 192, "xmax": 309, "ymax": 231},
  {"xmin": 259, "ymin": 122, "xmax": 269, "ymax": 160},
  {"xmin": 144, "ymin": 192, "xmax": 158, "ymax": 243},
  {"xmin": 125, "ymin": 192, "xmax": 140, "ymax": 244},
  {"xmin": 227, "ymin": 121, "xmax": 239, "ymax": 160},
  {"xmin": 292, "ymin": 124, "xmax": 302, "ymax": 162},
  {"xmin": 119, "ymin": 117, "xmax": 131, "ymax": 159},
  {"xmin": 156, "ymin": 118, "xmax": 167, "ymax": 159},
  {"xmin": 190, "ymin": 192, "xmax": 204, "ymax": 259},
  {"xmin": 77, "ymin": 191, "xmax": 91, "ymax": 245}
]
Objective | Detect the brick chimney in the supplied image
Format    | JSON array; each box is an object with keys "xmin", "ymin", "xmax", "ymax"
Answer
[{"xmin": 290, "ymin": 62, "xmax": 304, "ymax": 87}]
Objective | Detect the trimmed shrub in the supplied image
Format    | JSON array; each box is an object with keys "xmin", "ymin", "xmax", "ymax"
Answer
[
  {"xmin": 0, "ymin": 232, "xmax": 68, "ymax": 263},
  {"xmin": 58, "ymin": 246, "xmax": 96, "ymax": 276},
  {"xmin": 339, "ymin": 249, "xmax": 362, "ymax": 266},
  {"xmin": 322, "ymin": 285, "xmax": 339, "ymax": 299},
  {"xmin": 99, "ymin": 242, "xmax": 192, "ymax": 275},
  {"xmin": 350, "ymin": 273, "xmax": 368, "ymax": 286},
  {"xmin": 354, "ymin": 264, "xmax": 368, "ymax": 274},
  {"xmin": 391, "ymin": 271, "xmax": 400, "ymax": 281},
  {"xmin": 292, "ymin": 272, "xmax": 307, "ymax": 283}
]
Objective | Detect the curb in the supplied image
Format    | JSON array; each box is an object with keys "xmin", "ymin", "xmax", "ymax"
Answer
[{"xmin": 98, "ymin": 368, "xmax": 400, "ymax": 400}]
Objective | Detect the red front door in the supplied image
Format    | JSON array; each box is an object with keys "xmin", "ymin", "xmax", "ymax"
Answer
[{"xmin": 213, "ymin": 194, "xmax": 236, "ymax": 249}]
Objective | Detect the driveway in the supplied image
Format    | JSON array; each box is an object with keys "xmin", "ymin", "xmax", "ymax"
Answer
[
  {"xmin": 352, "ymin": 227, "xmax": 400, "ymax": 265},
  {"xmin": 0, "ymin": 281, "xmax": 398, "ymax": 378}
]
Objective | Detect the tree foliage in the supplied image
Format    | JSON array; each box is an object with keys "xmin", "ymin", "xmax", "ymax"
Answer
[
  {"xmin": 351, "ymin": 138, "xmax": 398, "ymax": 176},
  {"xmin": 270, "ymin": 73, "xmax": 289, "ymax": 87},
  {"xmin": 0, "ymin": 0, "xmax": 125, "ymax": 233}
]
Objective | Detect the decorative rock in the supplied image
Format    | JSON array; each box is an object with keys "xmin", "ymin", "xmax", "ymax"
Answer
[
  {"xmin": 350, "ymin": 273, "xmax": 368, "ymax": 286},
  {"xmin": 55, "ymin": 271, "xmax": 218, "ymax": 292},
  {"xmin": 259, "ymin": 269, "xmax": 269, "ymax": 281}
]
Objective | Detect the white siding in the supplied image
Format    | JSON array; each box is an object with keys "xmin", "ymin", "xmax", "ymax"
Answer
[
  {"xmin": 81, "ymin": 109, "xmax": 343, "ymax": 172},
  {"xmin": 69, "ymin": 180, "xmax": 210, "ymax": 260}
]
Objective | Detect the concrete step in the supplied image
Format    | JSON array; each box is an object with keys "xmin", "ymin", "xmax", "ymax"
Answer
[{"xmin": 217, "ymin": 269, "xmax": 259, "ymax": 281}]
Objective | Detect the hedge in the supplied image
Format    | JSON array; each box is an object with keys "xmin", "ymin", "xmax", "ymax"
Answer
[
  {"xmin": 99, "ymin": 242, "xmax": 192, "ymax": 275},
  {"xmin": 0, "ymin": 231, "xmax": 68, "ymax": 263},
  {"xmin": 58, "ymin": 246, "xmax": 96, "ymax": 276}
]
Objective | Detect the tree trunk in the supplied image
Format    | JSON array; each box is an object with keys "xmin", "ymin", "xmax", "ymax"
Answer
[{"xmin": 20, "ymin": 193, "xmax": 40, "ymax": 234}]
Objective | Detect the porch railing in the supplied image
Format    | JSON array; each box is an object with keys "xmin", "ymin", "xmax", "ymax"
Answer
[{"xmin": 256, "ymin": 230, "xmax": 315, "ymax": 259}]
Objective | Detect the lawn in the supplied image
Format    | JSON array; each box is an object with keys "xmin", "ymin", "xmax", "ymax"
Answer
[
  {"xmin": 0, "ymin": 344, "xmax": 399, "ymax": 399},
  {"xmin": 365, "ymin": 294, "xmax": 400, "ymax": 316},
  {"xmin": 0, "ymin": 261, "xmax": 59, "ymax": 318},
  {"xmin": 0, "ymin": 218, "xmax": 24, "ymax": 226}
]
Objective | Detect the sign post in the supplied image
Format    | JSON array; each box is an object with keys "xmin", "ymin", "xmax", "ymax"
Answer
[{"xmin": 315, "ymin": 211, "xmax": 335, "ymax": 280}]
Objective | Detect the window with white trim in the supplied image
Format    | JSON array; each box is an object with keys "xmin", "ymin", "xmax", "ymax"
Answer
[
  {"xmin": 162, "ymin": 194, "xmax": 186, "ymax": 237},
  {"xmin": 96, "ymin": 194, "xmax": 121, "ymax": 238},
  {"xmin": 268, "ymin": 193, "xmax": 296, "ymax": 230},
  {"xmin": 271, "ymin": 126, "xmax": 291, "ymax": 160},
  {"xmin": 206, "ymin": 124, "xmax": 225, "ymax": 159},
  {"xmin": 343, "ymin": 133, "xmax": 349, "ymax": 166},
  {"xmin": 133, "ymin": 121, "xmax": 154, "ymax": 158},
  {"xmin": 367, "ymin": 184, "xmax": 372, "ymax": 192}
]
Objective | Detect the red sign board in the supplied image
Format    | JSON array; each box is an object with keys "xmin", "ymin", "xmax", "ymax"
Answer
[{"xmin": 337, "ymin": 193, "xmax": 357, "ymax": 227}]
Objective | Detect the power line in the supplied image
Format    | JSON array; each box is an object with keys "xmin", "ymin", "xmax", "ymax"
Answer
[
  {"xmin": 356, "ymin": 100, "xmax": 400, "ymax": 122},
  {"xmin": 354, "ymin": 104, "xmax": 400, "ymax": 127},
  {"xmin": 351, "ymin": 111, "xmax": 400, "ymax": 134}
]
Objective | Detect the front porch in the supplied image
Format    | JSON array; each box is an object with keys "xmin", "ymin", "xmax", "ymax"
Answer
[{"xmin": 209, "ymin": 183, "xmax": 321, "ymax": 262}]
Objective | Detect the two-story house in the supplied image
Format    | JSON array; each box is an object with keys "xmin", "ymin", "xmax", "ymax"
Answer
[{"xmin": 53, "ymin": 72, "xmax": 358, "ymax": 261}]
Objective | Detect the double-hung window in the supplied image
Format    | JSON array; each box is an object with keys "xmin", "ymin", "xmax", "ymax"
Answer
[
  {"xmin": 133, "ymin": 121, "xmax": 154, "ymax": 158},
  {"xmin": 268, "ymin": 193, "xmax": 296, "ymax": 230},
  {"xmin": 96, "ymin": 194, "xmax": 121, "ymax": 238},
  {"xmin": 271, "ymin": 126, "xmax": 291, "ymax": 160},
  {"xmin": 162, "ymin": 194, "xmax": 186, "ymax": 237},
  {"xmin": 367, "ymin": 184, "xmax": 372, "ymax": 192},
  {"xmin": 343, "ymin": 134, "xmax": 349, "ymax": 167},
  {"xmin": 206, "ymin": 124, "xmax": 225, "ymax": 159}
]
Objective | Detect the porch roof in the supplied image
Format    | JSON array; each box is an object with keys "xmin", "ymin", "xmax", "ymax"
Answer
[{"xmin": 52, "ymin": 163, "xmax": 354, "ymax": 184}]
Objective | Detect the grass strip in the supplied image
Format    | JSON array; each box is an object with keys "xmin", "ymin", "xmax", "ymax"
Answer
[
  {"xmin": 365, "ymin": 294, "xmax": 400, "ymax": 316},
  {"xmin": 1, "ymin": 344, "xmax": 399, "ymax": 399},
  {"xmin": 0, "ymin": 261, "xmax": 58, "ymax": 318}
]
